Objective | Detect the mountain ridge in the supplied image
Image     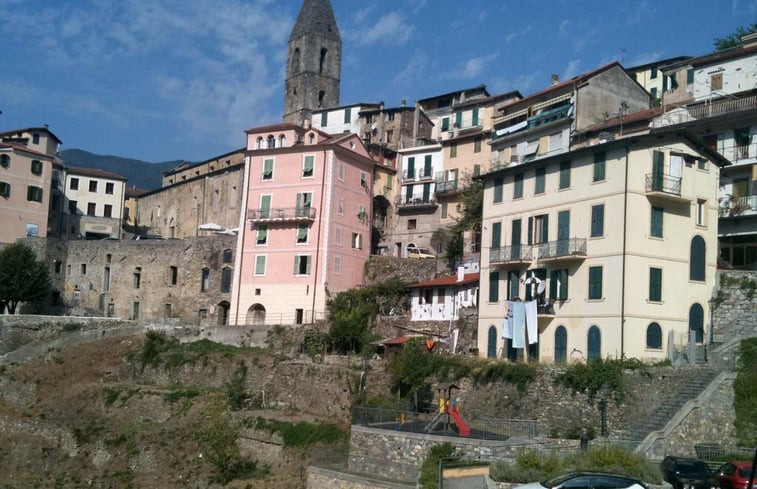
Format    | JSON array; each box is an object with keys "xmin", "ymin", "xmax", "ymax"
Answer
[{"xmin": 59, "ymin": 148, "xmax": 184, "ymax": 191}]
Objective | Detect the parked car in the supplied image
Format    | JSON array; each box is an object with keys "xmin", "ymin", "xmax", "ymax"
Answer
[
  {"xmin": 407, "ymin": 246, "xmax": 435, "ymax": 259},
  {"xmin": 715, "ymin": 461, "xmax": 755, "ymax": 489},
  {"xmin": 513, "ymin": 472, "xmax": 647, "ymax": 489},
  {"xmin": 661, "ymin": 456, "xmax": 717, "ymax": 489},
  {"xmin": 131, "ymin": 234, "xmax": 163, "ymax": 240}
]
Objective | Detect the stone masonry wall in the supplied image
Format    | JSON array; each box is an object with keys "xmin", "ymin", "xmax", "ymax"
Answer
[
  {"xmin": 308, "ymin": 466, "xmax": 414, "ymax": 489},
  {"xmin": 712, "ymin": 270, "xmax": 757, "ymax": 341}
]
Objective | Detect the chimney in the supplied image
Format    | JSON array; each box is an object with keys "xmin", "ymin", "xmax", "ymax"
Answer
[
  {"xmin": 401, "ymin": 99, "xmax": 407, "ymax": 107},
  {"xmin": 551, "ymin": 74, "xmax": 560, "ymax": 85},
  {"xmin": 303, "ymin": 117, "xmax": 311, "ymax": 130},
  {"xmin": 457, "ymin": 266, "xmax": 465, "ymax": 283}
]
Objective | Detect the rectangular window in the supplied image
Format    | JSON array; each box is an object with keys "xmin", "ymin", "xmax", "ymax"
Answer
[
  {"xmin": 513, "ymin": 173, "xmax": 523, "ymax": 198},
  {"xmin": 337, "ymin": 197, "xmax": 344, "ymax": 215},
  {"xmin": 334, "ymin": 255, "xmax": 342, "ymax": 274},
  {"xmin": 533, "ymin": 214, "xmax": 549, "ymax": 244},
  {"xmin": 441, "ymin": 117, "xmax": 450, "ymax": 131},
  {"xmin": 450, "ymin": 143, "xmax": 458, "ymax": 158},
  {"xmin": 294, "ymin": 255, "xmax": 311, "ymax": 275},
  {"xmin": 335, "ymin": 226, "xmax": 343, "ymax": 245},
  {"xmin": 591, "ymin": 204, "xmax": 604, "ymax": 237},
  {"xmin": 296, "ymin": 192, "xmax": 312, "ymax": 215},
  {"xmin": 0, "ymin": 181, "xmax": 10, "ymax": 197},
  {"xmin": 255, "ymin": 255, "xmax": 266, "ymax": 276},
  {"xmin": 164, "ymin": 303, "xmax": 172, "ymax": 318},
  {"xmin": 437, "ymin": 288, "xmax": 446, "ymax": 304},
  {"xmin": 70, "ymin": 178, "xmax": 79, "ymax": 190},
  {"xmin": 30, "ymin": 159, "xmax": 43, "ymax": 175},
  {"xmin": 386, "ymin": 174, "xmax": 393, "ymax": 189},
  {"xmin": 472, "ymin": 107, "xmax": 480, "ymax": 126},
  {"xmin": 256, "ymin": 225, "xmax": 268, "ymax": 245},
  {"xmin": 262, "ymin": 158, "xmax": 274, "ymax": 180},
  {"xmin": 593, "ymin": 152, "xmax": 606, "ymax": 182},
  {"xmin": 81, "ymin": 263, "xmax": 87, "ymax": 274},
  {"xmin": 68, "ymin": 200, "xmax": 77, "ymax": 214},
  {"xmin": 296, "ymin": 224, "xmax": 309, "ymax": 243},
  {"xmin": 507, "ymin": 270, "xmax": 519, "ymax": 300},
  {"xmin": 686, "ymin": 68, "xmax": 694, "ymax": 84},
  {"xmin": 89, "ymin": 180, "xmax": 98, "ymax": 192},
  {"xmin": 27, "ymin": 185, "xmax": 43, "ymax": 202},
  {"xmin": 406, "ymin": 156, "xmax": 415, "ymax": 178},
  {"xmin": 86, "ymin": 203, "xmax": 95, "ymax": 216},
  {"xmin": 696, "ymin": 199, "xmax": 706, "ymax": 226},
  {"xmin": 491, "ymin": 221, "xmax": 501, "ymax": 250},
  {"xmin": 408, "ymin": 219, "xmax": 417, "ymax": 230},
  {"xmin": 651, "ymin": 206, "xmax": 664, "ymax": 237},
  {"xmin": 711, "ymin": 73, "xmax": 723, "ymax": 90},
  {"xmin": 550, "ymin": 269, "xmax": 569, "ymax": 301},
  {"xmin": 26, "ymin": 223, "xmax": 38, "ymax": 237},
  {"xmin": 201, "ymin": 268, "xmax": 209, "ymax": 291},
  {"xmin": 474, "ymin": 137, "xmax": 482, "ymax": 153},
  {"xmin": 344, "ymin": 107, "xmax": 351, "ymax": 123},
  {"xmin": 535, "ymin": 167, "xmax": 546, "ymax": 194},
  {"xmin": 489, "ymin": 271, "xmax": 499, "ymax": 303},
  {"xmin": 649, "ymin": 267, "xmax": 662, "ymax": 302},
  {"xmin": 133, "ymin": 267, "xmax": 142, "ymax": 289},
  {"xmin": 259, "ymin": 194, "xmax": 271, "ymax": 218},
  {"xmin": 455, "ymin": 111, "xmax": 462, "ymax": 128},
  {"xmin": 105, "ymin": 182, "xmax": 114, "ymax": 194},
  {"xmin": 559, "ymin": 160, "xmax": 571, "ymax": 189},
  {"xmin": 103, "ymin": 204, "xmax": 113, "ymax": 218},
  {"xmin": 358, "ymin": 204, "xmax": 367, "ymax": 220},
  {"xmin": 360, "ymin": 171, "xmax": 368, "ymax": 188},
  {"xmin": 441, "ymin": 202, "xmax": 448, "ymax": 219},
  {"xmin": 493, "ymin": 177, "xmax": 503, "ymax": 203},
  {"xmin": 351, "ymin": 232, "xmax": 362, "ymax": 250},
  {"xmin": 320, "ymin": 111, "xmax": 328, "ymax": 126},
  {"xmin": 302, "ymin": 155, "xmax": 314, "ymax": 178},
  {"xmin": 338, "ymin": 161, "xmax": 345, "ymax": 181},
  {"xmin": 588, "ymin": 266, "xmax": 603, "ymax": 300}
]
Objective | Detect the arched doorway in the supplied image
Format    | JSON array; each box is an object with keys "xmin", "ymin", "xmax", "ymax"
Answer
[
  {"xmin": 554, "ymin": 326, "xmax": 567, "ymax": 364},
  {"xmin": 587, "ymin": 325, "xmax": 601, "ymax": 361},
  {"xmin": 217, "ymin": 301, "xmax": 230, "ymax": 326},
  {"xmin": 487, "ymin": 325, "xmax": 497, "ymax": 358},
  {"xmin": 689, "ymin": 303, "xmax": 704, "ymax": 343},
  {"xmin": 247, "ymin": 304, "xmax": 266, "ymax": 325}
]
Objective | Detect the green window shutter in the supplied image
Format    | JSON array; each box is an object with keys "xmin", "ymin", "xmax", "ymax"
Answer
[
  {"xmin": 344, "ymin": 107, "xmax": 351, "ymax": 123},
  {"xmin": 652, "ymin": 151, "xmax": 664, "ymax": 190},
  {"xmin": 511, "ymin": 219, "xmax": 521, "ymax": 245},
  {"xmin": 591, "ymin": 205, "xmax": 604, "ymax": 237},
  {"xmin": 321, "ymin": 111, "xmax": 328, "ymax": 126},
  {"xmin": 305, "ymin": 256, "xmax": 311, "ymax": 274},
  {"xmin": 422, "ymin": 182, "xmax": 431, "ymax": 202},
  {"xmin": 686, "ymin": 69, "xmax": 694, "ymax": 84},
  {"xmin": 535, "ymin": 167, "xmax": 545, "ymax": 194},
  {"xmin": 441, "ymin": 118, "xmax": 449, "ymax": 131},
  {"xmin": 455, "ymin": 112, "xmax": 462, "ymax": 128},
  {"xmin": 293, "ymin": 256, "xmax": 300, "ymax": 274},
  {"xmin": 527, "ymin": 217, "xmax": 533, "ymax": 245},
  {"xmin": 297, "ymin": 225, "xmax": 308, "ymax": 241},
  {"xmin": 303, "ymin": 155, "xmax": 314, "ymax": 176},
  {"xmin": 651, "ymin": 206, "xmax": 664, "ymax": 237},
  {"xmin": 649, "ymin": 268, "xmax": 662, "ymax": 301},
  {"xmin": 255, "ymin": 256, "xmax": 266, "ymax": 275},
  {"xmin": 593, "ymin": 152, "xmax": 606, "ymax": 182},
  {"xmin": 473, "ymin": 164, "xmax": 480, "ymax": 176},
  {"xmin": 550, "ymin": 269, "xmax": 568, "ymax": 300},
  {"xmin": 507, "ymin": 270, "xmax": 519, "ymax": 300},
  {"xmin": 559, "ymin": 160, "xmax": 571, "ymax": 189},
  {"xmin": 514, "ymin": 173, "xmax": 523, "ymax": 198},
  {"xmin": 424, "ymin": 155, "xmax": 432, "ymax": 176},
  {"xmin": 263, "ymin": 159, "xmax": 274, "ymax": 179},
  {"xmin": 589, "ymin": 266, "xmax": 603, "ymax": 299},
  {"xmin": 260, "ymin": 195, "xmax": 271, "ymax": 217},
  {"xmin": 407, "ymin": 157, "xmax": 415, "ymax": 178},
  {"xmin": 690, "ymin": 236, "xmax": 705, "ymax": 281},
  {"xmin": 472, "ymin": 108, "xmax": 479, "ymax": 126},
  {"xmin": 493, "ymin": 177, "xmax": 503, "ymax": 203},
  {"xmin": 662, "ymin": 74, "xmax": 668, "ymax": 91},
  {"xmin": 491, "ymin": 222, "xmax": 501, "ymax": 250},
  {"xmin": 489, "ymin": 271, "xmax": 499, "ymax": 302},
  {"xmin": 542, "ymin": 214, "xmax": 549, "ymax": 242},
  {"xmin": 256, "ymin": 225, "xmax": 267, "ymax": 243},
  {"xmin": 405, "ymin": 184, "xmax": 413, "ymax": 202},
  {"xmin": 295, "ymin": 192, "xmax": 303, "ymax": 209}
]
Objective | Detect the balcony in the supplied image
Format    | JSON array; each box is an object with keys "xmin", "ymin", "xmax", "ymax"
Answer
[
  {"xmin": 248, "ymin": 206, "xmax": 316, "ymax": 223},
  {"xmin": 402, "ymin": 167, "xmax": 434, "ymax": 181},
  {"xmin": 435, "ymin": 180, "xmax": 459, "ymax": 195},
  {"xmin": 719, "ymin": 195, "xmax": 757, "ymax": 217},
  {"xmin": 645, "ymin": 173, "xmax": 688, "ymax": 203},
  {"xmin": 489, "ymin": 245, "xmax": 533, "ymax": 267},
  {"xmin": 395, "ymin": 194, "xmax": 438, "ymax": 209},
  {"xmin": 536, "ymin": 238, "xmax": 587, "ymax": 264}
]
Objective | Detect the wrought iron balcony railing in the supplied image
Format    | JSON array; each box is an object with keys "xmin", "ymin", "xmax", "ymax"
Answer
[
  {"xmin": 248, "ymin": 206, "xmax": 316, "ymax": 221},
  {"xmin": 537, "ymin": 238, "xmax": 587, "ymax": 260},
  {"xmin": 489, "ymin": 245, "xmax": 533, "ymax": 265},
  {"xmin": 645, "ymin": 173, "xmax": 682, "ymax": 196},
  {"xmin": 435, "ymin": 180, "xmax": 458, "ymax": 194}
]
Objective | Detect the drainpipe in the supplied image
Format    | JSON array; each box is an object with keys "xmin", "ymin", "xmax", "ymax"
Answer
[
  {"xmin": 310, "ymin": 149, "xmax": 329, "ymax": 323},
  {"xmin": 620, "ymin": 145, "xmax": 630, "ymax": 357},
  {"xmin": 232, "ymin": 155, "xmax": 252, "ymax": 326}
]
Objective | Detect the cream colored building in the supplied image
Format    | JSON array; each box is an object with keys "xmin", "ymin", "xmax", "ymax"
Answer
[
  {"xmin": 63, "ymin": 166, "xmax": 127, "ymax": 240},
  {"xmin": 477, "ymin": 130, "xmax": 727, "ymax": 363}
]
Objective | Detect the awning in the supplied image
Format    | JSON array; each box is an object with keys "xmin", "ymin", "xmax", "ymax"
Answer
[
  {"xmin": 523, "ymin": 140, "xmax": 539, "ymax": 155},
  {"xmin": 494, "ymin": 120, "xmax": 527, "ymax": 137}
]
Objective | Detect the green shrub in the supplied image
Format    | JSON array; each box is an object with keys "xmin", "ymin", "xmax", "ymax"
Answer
[
  {"xmin": 103, "ymin": 387, "xmax": 121, "ymax": 406},
  {"xmin": 61, "ymin": 322, "xmax": 83, "ymax": 332},
  {"xmin": 302, "ymin": 331, "xmax": 329, "ymax": 359},
  {"xmin": 224, "ymin": 361, "xmax": 248, "ymax": 410},
  {"xmin": 734, "ymin": 338, "xmax": 757, "ymax": 446},
  {"xmin": 196, "ymin": 416, "xmax": 268, "ymax": 484},
  {"xmin": 557, "ymin": 358, "xmax": 625, "ymax": 402},
  {"xmin": 137, "ymin": 333, "xmax": 264, "ymax": 370},
  {"xmin": 162, "ymin": 387, "xmax": 200, "ymax": 404},
  {"xmin": 418, "ymin": 443, "xmax": 456, "ymax": 489},
  {"xmin": 253, "ymin": 417, "xmax": 345, "ymax": 447}
]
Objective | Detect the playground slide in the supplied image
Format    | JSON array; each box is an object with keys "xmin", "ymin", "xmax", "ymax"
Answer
[{"xmin": 449, "ymin": 407, "xmax": 470, "ymax": 437}]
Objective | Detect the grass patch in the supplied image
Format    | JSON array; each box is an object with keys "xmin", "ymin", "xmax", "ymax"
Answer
[
  {"xmin": 489, "ymin": 447, "xmax": 661, "ymax": 484},
  {"xmin": 72, "ymin": 422, "xmax": 105, "ymax": 446},
  {"xmin": 734, "ymin": 337, "xmax": 757, "ymax": 446},
  {"xmin": 253, "ymin": 416, "xmax": 345, "ymax": 447},
  {"xmin": 61, "ymin": 322, "xmax": 83, "ymax": 332},
  {"xmin": 196, "ymin": 415, "xmax": 269, "ymax": 485},
  {"xmin": 135, "ymin": 332, "xmax": 265, "ymax": 370},
  {"xmin": 162, "ymin": 387, "xmax": 201, "ymax": 404}
]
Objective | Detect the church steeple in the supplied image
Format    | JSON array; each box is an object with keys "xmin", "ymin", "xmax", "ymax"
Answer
[{"xmin": 283, "ymin": 0, "xmax": 342, "ymax": 125}]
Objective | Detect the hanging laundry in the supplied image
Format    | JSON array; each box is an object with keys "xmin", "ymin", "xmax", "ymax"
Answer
[
  {"xmin": 525, "ymin": 300, "xmax": 538, "ymax": 344},
  {"xmin": 512, "ymin": 301, "xmax": 526, "ymax": 348},
  {"xmin": 502, "ymin": 301, "xmax": 514, "ymax": 339}
]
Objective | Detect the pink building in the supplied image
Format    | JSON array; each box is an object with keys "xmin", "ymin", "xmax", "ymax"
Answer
[{"xmin": 230, "ymin": 123, "xmax": 375, "ymax": 325}]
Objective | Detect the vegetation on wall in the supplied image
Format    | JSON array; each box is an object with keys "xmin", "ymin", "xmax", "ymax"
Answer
[
  {"xmin": 556, "ymin": 358, "xmax": 649, "ymax": 403},
  {"xmin": 251, "ymin": 416, "xmax": 345, "ymax": 447},
  {"xmin": 446, "ymin": 173, "xmax": 483, "ymax": 266},
  {"xmin": 734, "ymin": 338, "xmax": 757, "ymax": 446},
  {"xmin": 714, "ymin": 23, "xmax": 757, "ymax": 50},
  {"xmin": 489, "ymin": 447, "xmax": 662, "ymax": 484},
  {"xmin": 0, "ymin": 242, "xmax": 51, "ymax": 314},
  {"xmin": 418, "ymin": 443, "xmax": 456, "ymax": 489},
  {"xmin": 134, "ymin": 332, "xmax": 263, "ymax": 371}
]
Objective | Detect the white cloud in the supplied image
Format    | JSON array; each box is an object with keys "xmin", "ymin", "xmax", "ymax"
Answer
[
  {"xmin": 559, "ymin": 19, "xmax": 570, "ymax": 36},
  {"xmin": 456, "ymin": 53, "xmax": 500, "ymax": 80},
  {"xmin": 353, "ymin": 12, "xmax": 414, "ymax": 46},
  {"xmin": 505, "ymin": 25, "xmax": 532, "ymax": 44},
  {"xmin": 562, "ymin": 59, "xmax": 582, "ymax": 80},
  {"xmin": 627, "ymin": 51, "xmax": 665, "ymax": 68}
]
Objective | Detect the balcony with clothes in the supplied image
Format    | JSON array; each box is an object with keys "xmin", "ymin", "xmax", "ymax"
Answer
[
  {"xmin": 395, "ymin": 191, "xmax": 438, "ymax": 209},
  {"xmin": 489, "ymin": 245, "xmax": 533, "ymax": 268},
  {"xmin": 536, "ymin": 238, "xmax": 587, "ymax": 264},
  {"xmin": 402, "ymin": 166, "xmax": 434, "ymax": 181},
  {"xmin": 434, "ymin": 171, "xmax": 460, "ymax": 196},
  {"xmin": 492, "ymin": 95, "xmax": 573, "ymax": 142},
  {"xmin": 247, "ymin": 206, "xmax": 316, "ymax": 223}
]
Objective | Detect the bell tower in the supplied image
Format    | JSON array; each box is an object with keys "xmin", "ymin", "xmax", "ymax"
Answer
[{"xmin": 283, "ymin": 0, "xmax": 342, "ymax": 125}]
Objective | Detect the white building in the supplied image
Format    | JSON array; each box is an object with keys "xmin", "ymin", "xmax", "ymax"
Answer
[
  {"xmin": 63, "ymin": 166, "xmax": 127, "ymax": 239},
  {"xmin": 409, "ymin": 272, "xmax": 478, "ymax": 321}
]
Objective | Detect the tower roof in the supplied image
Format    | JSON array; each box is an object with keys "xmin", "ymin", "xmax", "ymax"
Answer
[{"xmin": 289, "ymin": 0, "xmax": 340, "ymax": 42}]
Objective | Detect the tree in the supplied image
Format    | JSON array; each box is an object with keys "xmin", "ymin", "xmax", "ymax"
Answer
[
  {"xmin": 714, "ymin": 23, "xmax": 757, "ymax": 50},
  {"xmin": 389, "ymin": 338, "xmax": 436, "ymax": 411},
  {"xmin": 0, "ymin": 243, "xmax": 51, "ymax": 313},
  {"xmin": 446, "ymin": 172, "xmax": 483, "ymax": 265}
]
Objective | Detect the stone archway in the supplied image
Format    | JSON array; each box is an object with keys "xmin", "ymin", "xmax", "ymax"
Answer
[
  {"xmin": 217, "ymin": 301, "xmax": 230, "ymax": 326},
  {"xmin": 246, "ymin": 304, "xmax": 266, "ymax": 325}
]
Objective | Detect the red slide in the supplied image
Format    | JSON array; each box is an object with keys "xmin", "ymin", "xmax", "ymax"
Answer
[{"xmin": 449, "ymin": 405, "xmax": 470, "ymax": 437}]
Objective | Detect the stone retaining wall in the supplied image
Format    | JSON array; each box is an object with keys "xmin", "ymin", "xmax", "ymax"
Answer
[{"xmin": 307, "ymin": 466, "xmax": 414, "ymax": 489}]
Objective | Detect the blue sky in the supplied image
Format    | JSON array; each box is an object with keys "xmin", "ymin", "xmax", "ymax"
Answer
[{"xmin": 1, "ymin": 0, "xmax": 755, "ymax": 163}]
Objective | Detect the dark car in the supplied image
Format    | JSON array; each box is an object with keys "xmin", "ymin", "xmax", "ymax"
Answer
[
  {"xmin": 715, "ymin": 461, "xmax": 755, "ymax": 489},
  {"xmin": 513, "ymin": 472, "xmax": 647, "ymax": 489},
  {"xmin": 661, "ymin": 456, "xmax": 717, "ymax": 489}
]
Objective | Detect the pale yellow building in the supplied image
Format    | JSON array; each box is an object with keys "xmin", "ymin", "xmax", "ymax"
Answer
[{"xmin": 477, "ymin": 130, "xmax": 727, "ymax": 363}]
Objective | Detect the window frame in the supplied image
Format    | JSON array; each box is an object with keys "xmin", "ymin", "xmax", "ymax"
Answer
[
  {"xmin": 650, "ymin": 206, "xmax": 664, "ymax": 238},
  {"xmin": 27, "ymin": 185, "xmax": 43, "ymax": 202},
  {"xmin": 535, "ymin": 167, "xmax": 546, "ymax": 194},
  {"xmin": 559, "ymin": 160, "xmax": 571, "ymax": 189},
  {"xmin": 302, "ymin": 155, "xmax": 315, "ymax": 178},
  {"xmin": 254, "ymin": 255, "xmax": 267, "ymax": 276},
  {"xmin": 262, "ymin": 158, "xmax": 274, "ymax": 181},
  {"xmin": 513, "ymin": 173, "xmax": 524, "ymax": 199},
  {"xmin": 256, "ymin": 224, "xmax": 268, "ymax": 245},
  {"xmin": 488, "ymin": 271, "xmax": 500, "ymax": 303},
  {"xmin": 591, "ymin": 204, "xmax": 605, "ymax": 238},
  {"xmin": 296, "ymin": 224, "xmax": 309, "ymax": 244},
  {"xmin": 294, "ymin": 254, "xmax": 311, "ymax": 276},
  {"xmin": 649, "ymin": 267, "xmax": 662, "ymax": 302},
  {"xmin": 0, "ymin": 181, "xmax": 10, "ymax": 197},
  {"xmin": 493, "ymin": 177, "xmax": 504, "ymax": 203},
  {"xmin": 593, "ymin": 152, "xmax": 606, "ymax": 182},
  {"xmin": 588, "ymin": 266, "xmax": 603, "ymax": 300},
  {"xmin": 88, "ymin": 180, "xmax": 98, "ymax": 192},
  {"xmin": 30, "ymin": 159, "xmax": 43, "ymax": 175},
  {"xmin": 105, "ymin": 182, "xmax": 115, "ymax": 194}
]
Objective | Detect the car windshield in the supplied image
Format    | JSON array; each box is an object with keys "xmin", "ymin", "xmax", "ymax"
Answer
[
  {"xmin": 676, "ymin": 461, "xmax": 711, "ymax": 477},
  {"xmin": 738, "ymin": 467, "xmax": 753, "ymax": 478},
  {"xmin": 542, "ymin": 473, "xmax": 579, "ymax": 488}
]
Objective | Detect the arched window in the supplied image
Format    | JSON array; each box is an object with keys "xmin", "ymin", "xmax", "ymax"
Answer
[
  {"xmin": 247, "ymin": 304, "xmax": 266, "ymax": 325},
  {"xmin": 201, "ymin": 267, "xmax": 210, "ymax": 291},
  {"xmin": 278, "ymin": 134, "xmax": 286, "ymax": 147},
  {"xmin": 308, "ymin": 133, "xmax": 315, "ymax": 144},
  {"xmin": 690, "ymin": 235, "xmax": 706, "ymax": 281},
  {"xmin": 0, "ymin": 154, "xmax": 10, "ymax": 168},
  {"xmin": 222, "ymin": 249, "xmax": 233, "ymax": 263},
  {"xmin": 689, "ymin": 303, "xmax": 704, "ymax": 343},
  {"xmin": 169, "ymin": 266, "xmax": 178, "ymax": 286},
  {"xmin": 554, "ymin": 326, "xmax": 567, "ymax": 363},
  {"xmin": 256, "ymin": 137, "xmax": 263, "ymax": 150},
  {"xmin": 221, "ymin": 267, "xmax": 232, "ymax": 293},
  {"xmin": 217, "ymin": 301, "xmax": 230, "ymax": 326},
  {"xmin": 291, "ymin": 47, "xmax": 300, "ymax": 72},
  {"xmin": 646, "ymin": 322, "xmax": 662, "ymax": 349},
  {"xmin": 267, "ymin": 135, "xmax": 276, "ymax": 149},
  {"xmin": 587, "ymin": 325, "xmax": 601, "ymax": 361},
  {"xmin": 487, "ymin": 325, "xmax": 497, "ymax": 358},
  {"xmin": 317, "ymin": 90, "xmax": 325, "ymax": 108},
  {"xmin": 319, "ymin": 47, "xmax": 328, "ymax": 74}
]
